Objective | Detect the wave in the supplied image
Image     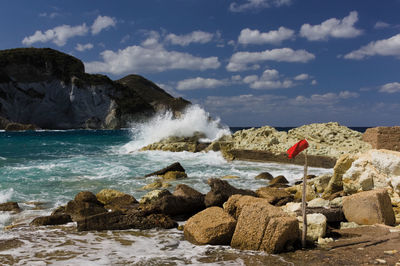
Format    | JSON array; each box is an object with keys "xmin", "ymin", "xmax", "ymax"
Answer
[
  {"xmin": 0, "ymin": 188, "xmax": 14, "ymax": 203},
  {"xmin": 121, "ymin": 105, "xmax": 231, "ymax": 152}
]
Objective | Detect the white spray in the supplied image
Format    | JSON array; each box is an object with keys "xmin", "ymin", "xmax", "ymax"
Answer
[{"xmin": 121, "ymin": 105, "xmax": 231, "ymax": 152}]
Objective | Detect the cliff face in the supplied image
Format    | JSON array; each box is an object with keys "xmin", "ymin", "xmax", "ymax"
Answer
[{"xmin": 0, "ymin": 48, "xmax": 190, "ymax": 129}]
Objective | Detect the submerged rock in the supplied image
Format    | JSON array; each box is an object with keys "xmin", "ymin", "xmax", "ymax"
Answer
[
  {"xmin": 30, "ymin": 214, "xmax": 72, "ymax": 226},
  {"xmin": 145, "ymin": 162, "xmax": 186, "ymax": 177},
  {"xmin": 0, "ymin": 202, "xmax": 21, "ymax": 212}
]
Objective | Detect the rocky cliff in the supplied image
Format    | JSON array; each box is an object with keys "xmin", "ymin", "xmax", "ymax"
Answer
[{"xmin": 0, "ymin": 48, "xmax": 190, "ymax": 129}]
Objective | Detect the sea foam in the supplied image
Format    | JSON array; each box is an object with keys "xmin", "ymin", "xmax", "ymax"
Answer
[
  {"xmin": 121, "ymin": 105, "xmax": 231, "ymax": 153},
  {"xmin": 0, "ymin": 188, "xmax": 14, "ymax": 203}
]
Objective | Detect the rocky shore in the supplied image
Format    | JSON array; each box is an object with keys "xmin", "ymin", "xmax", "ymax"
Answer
[
  {"xmin": 142, "ymin": 122, "xmax": 372, "ymax": 168},
  {"xmin": 2, "ymin": 150, "xmax": 400, "ymax": 264}
]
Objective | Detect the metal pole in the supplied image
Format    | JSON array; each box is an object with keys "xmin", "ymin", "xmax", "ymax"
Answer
[{"xmin": 302, "ymin": 151, "xmax": 308, "ymax": 249}]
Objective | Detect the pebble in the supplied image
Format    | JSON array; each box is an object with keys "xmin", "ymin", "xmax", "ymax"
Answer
[
  {"xmin": 384, "ymin": 250, "xmax": 398, "ymax": 255},
  {"xmin": 375, "ymin": 259, "xmax": 386, "ymax": 264}
]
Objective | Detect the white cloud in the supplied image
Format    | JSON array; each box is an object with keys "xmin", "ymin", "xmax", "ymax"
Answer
[
  {"xmin": 229, "ymin": 0, "xmax": 292, "ymax": 12},
  {"xmin": 311, "ymin": 80, "xmax": 317, "ymax": 85},
  {"xmin": 294, "ymin": 73, "xmax": 309, "ymax": 81},
  {"xmin": 22, "ymin": 24, "xmax": 88, "ymax": 46},
  {"xmin": 374, "ymin": 21, "xmax": 391, "ymax": 29},
  {"xmin": 165, "ymin": 31, "xmax": 214, "ymax": 46},
  {"xmin": 379, "ymin": 82, "xmax": 400, "ymax": 93},
  {"xmin": 85, "ymin": 44, "xmax": 220, "ymax": 75},
  {"xmin": 177, "ymin": 77, "xmax": 228, "ymax": 90},
  {"xmin": 243, "ymin": 69, "xmax": 294, "ymax": 89},
  {"xmin": 75, "ymin": 43, "xmax": 94, "ymax": 52},
  {"xmin": 39, "ymin": 12, "xmax": 60, "ymax": 19},
  {"xmin": 91, "ymin": 15, "xmax": 116, "ymax": 35},
  {"xmin": 293, "ymin": 90, "xmax": 359, "ymax": 105},
  {"xmin": 238, "ymin": 27, "xmax": 295, "ymax": 45},
  {"xmin": 120, "ymin": 34, "xmax": 130, "ymax": 44},
  {"xmin": 227, "ymin": 48, "xmax": 315, "ymax": 72},
  {"xmin": 344, "ymin": 34, "xmax": 400, "ymax": 60},
  {"xmin": 300, "ymin": 11, "xmax": 362, "ymax": 41}
]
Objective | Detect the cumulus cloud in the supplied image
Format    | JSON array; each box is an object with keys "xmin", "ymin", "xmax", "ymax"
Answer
[
  {"xmin": 85, "ymin": 44, "xmax": 220, "ymax": 75},
  {"xmin": 22, "ymin": 24, "xmax": 88, "ymax": 46},
  {"xmin": 238, "ymin": 27, "xmax": 295, "ymax": 45},
  {"xmin": 229, "ymin": 0, "xmax": 292, "ymax": 12},
  {"xmin": 165, "ymin": 31, "xmax": 214, "ymax": 46},
  {"xmin": 75, "ymin": 43, "xmax": 94, "ymax": 52},
  {"xmin": 300, "ymin": 11, "xmax": 362, "ymax": 41},
  {"xmin": 227, "ymin": 48, "xmax": 315, "ymax": 72},
  {"xmin": 294, "ymin": 73, "xmax": 309, "ymax": 81},
  {"xmin": 379, "ymin": 82, "xmax": 400, "ymax": 93},
  {"xmin": 177, "ymin": 77, "xmax": 228, "ymax": 90},
  {"xmin": 243, "ymin": 68, "xmax": 294, "ymax": 89},
  {"xmin": 344, "ymin": 34, "xmax": 400, "ymax": 60},
  {"xmin": 91, "ymin": 15, "xmax": 116, "ymax": 35}
]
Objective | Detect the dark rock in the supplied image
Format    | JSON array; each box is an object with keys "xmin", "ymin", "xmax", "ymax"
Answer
[
  {"xmin": 65, "ymin": 191, "xmax": 107, "ymax": 221},
  {"xmin": 254, "ymin": 172, "xmax": 274, "ymax": 180},
  {"xmin": 295, "ymin": 207, "xmax": 345, "ymax": 223},
  {"xmin": 30, "ymin": 214, "xmax": 72, "ymax": 226},
  {"xmin": 77, "ymin": 210, "xmax": 177, "ymax": 231},
  {"xmin": 51, "ymin": 205, "xmax": 66, "ymax": 216},
  {"xmin": 104, "ymin": 195, "xmax": 139, "ymax": 213},
  {"xmin": 204, "ymin": 178, "xmax": 257, "ymax": 207},
  {"xmin": 269, "ymin": 175, "xmax": 289, "ymax": 186},
  {"xmin": 5, "ymin": 122, "xmax": 38, "ymax": 131},
  {"xmin": 0, "ymin": 202, "xmax": 21, "ymax": 212},
  {"xmin": 150, "ymin": 194, "xmax": 205, "ymax": 218},
  {"xmin": 145, "ymin": 162, "xmax": 185, "ymax": 177},
  {"xmin": 256, "ymin": 187, "xmax": 294, "ymax": 206}
]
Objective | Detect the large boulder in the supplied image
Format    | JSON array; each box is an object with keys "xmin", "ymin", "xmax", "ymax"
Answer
[
  {"xmin": 228, "ymin": 195, "xmax": 299, "ymax": 253},
  {"xmin": 204, "ymin": 178, "xmax": 256, "ymax": 207},
  {"xmin": 77, "ymin": 209, "xmax": 177, "ymax": 231},
  {"xmin": 139, "ymin": 189, "xmax": 172, "ymax": 204},
  {"xmin": 184, "ymin": 207, "xmax": 236, "ymax": 245},
  {"xmin": 64, "ymin": 191, "xmax": 107, "ymax": 221},
  {"xmin": 342, "ymin": 189, "xmax": 395, "ymax": 226},
  {"xmin": 342, "ymin": 149, "xmax": 400, "ymax": 194},
  {"xmin": 173, "ymin": 184, "xmax": 205, "ymax": 210},
  {"xmin": 363, "ymin": 126, "xmax": 400, "ymax": 152},
  {"xmin": 322, "ymin": 154, "xmax": 355, "ymax": 198}
]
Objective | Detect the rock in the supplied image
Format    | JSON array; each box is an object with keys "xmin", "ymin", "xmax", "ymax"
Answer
[
  {"xmin": 341, "ymin": 149, "xmax": 400, "ymax": 194},
  {"xmin": 342, "ymin": 189, "xmax": 395, "ymax": 226},
  {"xmin": 173, "ymin": 184, "xmax": 204, "ymax": 202},
  {"xmin": 104, "ymin": 194, "xmax": 138, "ymax": 213},
  {"xmin": 229, "ymin": 195, "xmax": 299, "ymax": 253},
  {"xmin": 145, "ymin": 162, "xmax": 186, "ymax": 177},
  {"xmin": 293, "ymin": 184, "xmax": 317, "ymax": 202},
  {"xmin": 254, "ymin": 172, "xmax": 273, "ymax": 180},
  {"xmin": 281, "ymin": 202, "xmax": 302, "ymax": 215},
  {"xmin": 256, "ymin": 187, "xmax": 293, "ymax": 206},
  {"xmin": 269, "ymin": 175, "xmax": 289, "ymax": 186},
  {"xmin": 77, "ymin": 210, "xmax": 177, "ymax": 231},
  {"xmin": 363, "ymin": 126, "xmax": 400, "ymax": 152},
  {"xmin": 340, "ymin": 222, "xmax": 361, "ymax": 229},
  {"xmin": 162, "ymin": 171, "xmax": 187, "ymax": 180},
  {"xmin": 149, "ymin": 194, "xmax": 205, "ymax": 217},
  {"xmin": 96, "ymin": 189, "xmax": 137, "ymax": 205},
  {"xmin": 308, "ymin": 198, "xmax": 330, "ymax": 208},
  {"xmin": 294, "ymin": 207, "xmax": 345, "ymax": 224},
  {"xmin": 5, "ymin": 122, "xmax": 38, "ymax": 131},
  {"xmin": 30, "ymin": 214, "xmax": 72, "ymax": 226},
  {"xmin": 64, "ymin": 191, "xmax": 107, "ymax": 221},
  {"xmin": 140, "ymin": 179, "xmax": 170, "ymax": 190},
  {"xmin": 330, "ymin": 196, "xmax": 343, "ymax": 207},
  {"xmin": 141, "ymin": 132, "xmax": 207, "ymax": 153},
  {"xmin": 0, "ymin": 48, "xmax": 190, "ymax": 129},
  {"xmin": 184, "ymin": 207, "xmax": 236, "ymax": 245},
  {"xmin": 204, "ymin": 178, "xmax": 257, "ymax": 207},
  {"xmin": 224, "ymin": 195, "xmax": 271, "ymax": 219},
  {"xmin": 0, "ymin": 202, "xmax": 21, "ymax": 212},
  {"xmin": 308, "ymin": 174, "xmax": 332, "ymax": 194},
  {"xmin": 322, "ymin": 154, "xmax": 355, "ymax": 198},
  {"xmin": 297, "ymin": 213, "xmax": 327, "ymax": 242},
  {"xmin": 139, "ymin": 189, "xmax": 172, "ymax": 204}
]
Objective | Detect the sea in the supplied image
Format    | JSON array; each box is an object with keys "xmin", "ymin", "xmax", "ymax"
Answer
[{"xmin": 0, "ymin": 105, "xmax": 347, "ymax": 265}]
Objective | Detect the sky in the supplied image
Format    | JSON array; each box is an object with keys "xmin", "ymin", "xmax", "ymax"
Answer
[{"xmin": 1, "ymin": 0, "xmax": 400, "ymax": 127}]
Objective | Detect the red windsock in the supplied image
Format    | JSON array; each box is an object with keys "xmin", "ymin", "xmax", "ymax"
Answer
[{"xmin": 287, "ymin": 139, "xmax": 309, "ymax": 159}]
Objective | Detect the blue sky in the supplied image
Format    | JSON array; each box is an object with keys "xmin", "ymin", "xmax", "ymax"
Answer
[{"xmin": 1, "ymin": 0, "xmax": 400, "ymax": 127}]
